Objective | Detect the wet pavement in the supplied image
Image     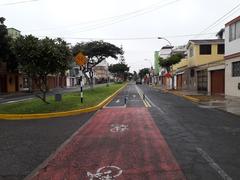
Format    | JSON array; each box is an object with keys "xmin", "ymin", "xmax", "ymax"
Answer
[{"xmin": 1, "ymin": 83, "xmax": 240, "ymax": 180}]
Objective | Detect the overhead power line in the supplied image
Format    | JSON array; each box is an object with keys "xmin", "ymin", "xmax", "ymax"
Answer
[
  {"xmin": 24, "ymin": 0, "xmax": 181, "ymax": 34},
  {"xmin": 0, "ymin": 0, "xmax": 39, "ymax": 6},
  {"xmin": 196, "ymin": 2, "xmax": 240, "ymax": 37},
  {"xmin": 36, "ymin": 33, "xmax": 217, "ymax": 41},
  {"xmin": 62, "ymin": 0, "xmax": 181, "ymax": 35}
]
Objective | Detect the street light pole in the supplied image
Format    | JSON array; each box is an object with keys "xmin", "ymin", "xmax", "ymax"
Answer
[
  {"xmin": 157, "ymin": 37, "xmax": 172, "ymax": 46},
  {"xmin": 157, "ymin": 36, "xmax": 174, "ymax": 89}
]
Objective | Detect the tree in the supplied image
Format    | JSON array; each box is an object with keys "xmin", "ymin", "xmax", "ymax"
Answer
[
  {"xmin": 133, "ymin": 71, "xmax": 138, "ymax": 81},
  {"xmin": 109, "ymin": 63, "xmax": 129, "ymax": 81},
  {"xmin": 0, "ymin": 17, "xmax": 18, "ymax": 72},
  {"xmin": 72, "ymin": 41, "xmax": 123, "ymax": 88},
  {"xmin": 138, "ymin": 68, "xmax": 149, "ymax": 79},
  {"xmin": 0, "ymin": 17, "xmax": 11, "ymax": 62},
  {"xmin": 118, "ymin": 45, "xmax": 126, "ymax": 64},
  {"xmin": 13, "ymin": 35, "xmax": 72, "ymax": 103},
  {"xmin": 158, "ymin": 53, "xmax": 183, "ymax": 72}
]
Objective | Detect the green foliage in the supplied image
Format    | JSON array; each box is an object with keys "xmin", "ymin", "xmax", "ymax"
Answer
[
  {"xmin": 158, "ymin": 53, "xmax": 183, "ymax": 72},
  {"xmin": 0, "ymin": 17, "xmax": 11, "ymax": 61},
  {"xmin": 0, "ymin": 84, "xmax": 123, "ymax": 114},
  {"xmin": 109, "ymin": 63, "xmax": 129, "ymax": 81},
  {"xmin": 133, "ymin": 71, "xmax": 138, "ymax": 81},
  {"xmin": 72, "ymin": 40, "xmax": 123, "ymax": 86},
  {"xmin": 12, "ymin": 35, "xmax": 72, "ymax": 103},
  {"xmin": 72, "ymin": 40, "xmax": 123, "ymax": 64},
  {"xmin": 138, "ymin": 68, "xmax": 150, "ymax": 79},
  {"xmin": 109, "ymin": 63, "xmax": 129, "ymax": 75}
]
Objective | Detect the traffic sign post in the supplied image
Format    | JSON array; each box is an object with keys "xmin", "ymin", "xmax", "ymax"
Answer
[{"xmin": 75, "ymin": 53, "xmax": 87, "ymax": 103}]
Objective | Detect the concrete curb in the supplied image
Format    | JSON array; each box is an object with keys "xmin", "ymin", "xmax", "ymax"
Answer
[
  {"xmin": 151, "ymin": 86, "xmax": 200, "ymax": 103},
  {"xmin": 0, "ymin": 84, "xmax": 127, "ymax": 120}
]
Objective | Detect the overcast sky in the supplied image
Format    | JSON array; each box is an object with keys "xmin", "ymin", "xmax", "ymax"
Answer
[{"xmin": 1, "ymin": 0, "xmax": 240, "ymax": 72}]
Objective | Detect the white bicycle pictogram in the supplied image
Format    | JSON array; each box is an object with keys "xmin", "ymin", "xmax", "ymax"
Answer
[
  {"xmin": 110, "ymin": 124, "xmax": 128, "ymax": 133},
  {"xmin": 87, "ymin": 165, "xmax": 123, "ymax": 180}
]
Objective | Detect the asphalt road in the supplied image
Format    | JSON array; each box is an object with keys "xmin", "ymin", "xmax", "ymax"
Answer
[
  {"xmin": 139, "ymin": 84, "xmax": 240, "ymax": 180},
  {"xmin": 0, "ymin": 83, "xmax": 240, "ymax": 180},
  {"xmin": 0, "ymin": 113, "xmax": 94, "ymax": 180}
]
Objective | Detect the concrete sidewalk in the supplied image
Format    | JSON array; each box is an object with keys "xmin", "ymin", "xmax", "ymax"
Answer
[{"xmin": 152, "ymin": 85, "xmax": 240, "ymax": 117}]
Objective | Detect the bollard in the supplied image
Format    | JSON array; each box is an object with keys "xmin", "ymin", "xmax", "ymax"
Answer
[{"xmin": 124, "ymin": 96, "xmax": 127, "ymax": 104}]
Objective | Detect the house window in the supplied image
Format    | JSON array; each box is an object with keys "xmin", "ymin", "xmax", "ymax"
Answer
[
  {"xmin": 232, "ymin": 61, "xmax": 240, "ymax": 77},
  {"xmin": 236, "ymin": 21, "xmax": 240, "ymax": 39},
  {"xmin": 23, "ymin": 77, "xmax": 29, "ymax": 88},
  {"xmin": 229, "ymin": 20, "xmax": 240, "ymax": 41},
  {"xmin": 189, "ymin": 47, "xmax": 194, "ymax": 57},
  {"xmin": 229, "ymin": 23, "xmax": 236, "ymax": 41},
  {"xmin": 200, "ymin": 45, "xmax": 211, "ymax": 55},
  {"xmin": 217, "ymin": 44, "xmax": 224, "ymax": 54}
]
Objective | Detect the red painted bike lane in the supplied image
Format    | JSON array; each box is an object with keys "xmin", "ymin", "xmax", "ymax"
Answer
[{"xmin": 28, "ymin": 108, "xmax": 185, "ymax": 180}]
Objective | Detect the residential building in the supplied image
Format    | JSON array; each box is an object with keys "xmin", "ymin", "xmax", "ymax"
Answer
[
  {"xmin": 224, "ymin": 16, "xmax": 240, "ymax": 97},
  {"xmin": 172, "ymin": 58, "xmax": 188, "ymax": 90},
  {"xmin": 186, "ymin": 39, "xmax": 225, "ymax": 94},
  {"xmin": 93, "ymin": 60, "xmax": 109, "ymax": 84},
  {"xmin": 171, "ymin": 45, "xmax": 187, "ymax": 89},
  {"xmin": 158, "ymin": 45, "xmax": 173, "ymax": 88},
  {"xmin": 7, "ymin": 28, "xmax": 21, "ymax": 39}
]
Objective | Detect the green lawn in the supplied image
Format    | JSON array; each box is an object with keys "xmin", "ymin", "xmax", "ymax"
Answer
[{"xmin": 0, "ymin": 83, "xmax": 124, "ymax": 114}]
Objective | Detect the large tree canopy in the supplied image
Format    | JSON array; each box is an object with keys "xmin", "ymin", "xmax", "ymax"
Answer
[
  {"xmin": 13, "ymin": 35, "xmax": 72, "ymax": 103},
  {"xmin": 158, "ymin": 53, "xmax": 183, "ymax": 72},
  {"xmin": 109, "ymin": 63, "xmax": 129, "ymax": 80},
  {"xmin": 0, "ymin": 17, "xmax": 11, "ymax": 61},
  {"xmin": 138, "ymin": 68, "xmax": 150, "ymax": 79},
  {"xmin": 72, "ymin": 40, "xmax": 123, "ymax": 87}
]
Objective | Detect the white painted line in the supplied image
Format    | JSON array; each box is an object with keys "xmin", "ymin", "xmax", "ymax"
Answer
[
  {"xmin": 110, "ymin": 124, "xmax": 128, "ymax": 133},
  {"xmin": 196, "ymin": 147, "xmax": 232, "ymax": 180},
  {"xmin": 115, "ymin": 99, "xmax": 120, "ymax": 103},
  {"xmin": 87, "ymin": 165, "xmax": 122, "ymax": 180},
  {"xmin": 104, "ymin": 105, "xmax": 126, "ymax": 109},
  {"xmin": 2, "ymin": 98, "xmax": 33, "ymax": 104}
]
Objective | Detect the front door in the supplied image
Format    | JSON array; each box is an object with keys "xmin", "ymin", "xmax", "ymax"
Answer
[{"xmin": 211, "ymin": 69, "xmax": 225, "ymax": 95}]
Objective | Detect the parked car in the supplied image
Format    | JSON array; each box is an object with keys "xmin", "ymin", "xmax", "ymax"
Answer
[{"xmin": 136, "ymin": 79, "xmax": 142, "ymax": 84}]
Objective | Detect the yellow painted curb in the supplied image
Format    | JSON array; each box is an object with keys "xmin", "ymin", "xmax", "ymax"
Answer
[
  {"xmin": 0, "ymin": 84, "xmax": 127, "ymax": 120},
  {"xmin": 151, "ymin": 86, "xmax": 200, "ymax": 103},
  {"xmin": 182, "ymin": 95, "xmax": 200, "ymax": 103}
]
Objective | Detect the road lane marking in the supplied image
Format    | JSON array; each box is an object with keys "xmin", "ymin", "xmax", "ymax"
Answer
[
  {"xmin": 196, "ymin": 147, "xmax": 232, "ymax": 180},
  {"xmin": 110, "ymin": 124, "xmax": 128, "ymax": 133},
  {"xmin": 135, "ymin": 85, "xmax": 151, "ymax": 107},
  {"xmin": 136, "ymin": 86, "xmax": 166, "ymax": 113},
  {"xmin": 2, "ymin": 98, "xmax": 33, "ymax": 104},
  {"xmin": 87, "ymin": 166, "xmax": 123, "ymax": 180}
]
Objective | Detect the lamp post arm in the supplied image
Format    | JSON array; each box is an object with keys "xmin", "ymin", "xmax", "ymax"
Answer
[{"xmin": 157, "ymin": 37, "xmax": 172, "ymax": 46}]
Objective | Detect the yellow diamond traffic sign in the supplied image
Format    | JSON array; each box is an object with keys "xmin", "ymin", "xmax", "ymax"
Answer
[{"xmin": 75, "ymin": 52, "xmax": 87, "ymax": 66}]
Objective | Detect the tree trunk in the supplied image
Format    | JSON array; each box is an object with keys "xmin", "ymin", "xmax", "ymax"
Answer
[
  {"xmin": 83, "ymin": 71, "xmax": 91, "ymax": 87},
  {"xmin": 89, "ymin": 71, "xmax": 94, "ymax": 90},
  {"xmin": 35, "ymin": 75, "xmax": 50, "ymax": 104}
]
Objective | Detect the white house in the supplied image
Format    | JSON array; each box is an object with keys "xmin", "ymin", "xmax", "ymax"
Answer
[
  {"xmin": 158, "ymin": 45, "xmax": 173, "ymax": 89},
  {"xmin": 225, "ymin": 16, "xmax": 240, "ymax": 97}
]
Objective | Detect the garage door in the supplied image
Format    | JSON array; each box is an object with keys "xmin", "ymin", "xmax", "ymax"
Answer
[
  {"xmin": 211, "ymin": 69, "xmax": 225, "ymax": 95},
  {"xmin": 177, "ymin": 74, "xmax": 182, "ymax": 90}
]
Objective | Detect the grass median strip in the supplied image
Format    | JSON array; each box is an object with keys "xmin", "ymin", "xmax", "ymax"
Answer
[{"xmin": 0, "ymin": 84, "xmax": 124, "ymax": 114}]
